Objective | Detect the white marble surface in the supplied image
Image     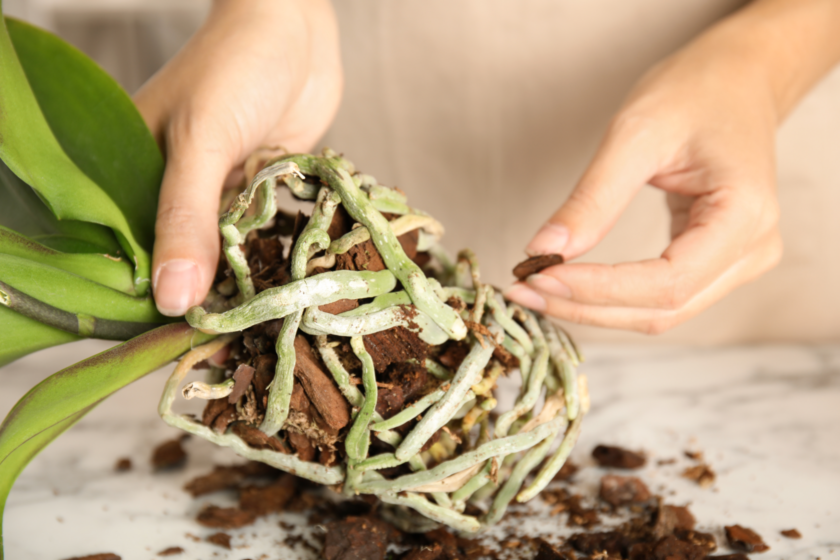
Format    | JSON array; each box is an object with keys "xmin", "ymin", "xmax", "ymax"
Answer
[{"xmin": 3, "ymin": 340, "xmax": 839, "ymax": 559}]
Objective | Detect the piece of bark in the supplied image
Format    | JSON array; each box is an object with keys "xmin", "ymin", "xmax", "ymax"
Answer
[
  {"xmin": 397, "ymin": 228, "xmax": 419, "ymax": 261},
  {"xmin": 322, "ymin": 516, "xmax": 400, "ymax": 560},
  {"xmin": 335, "ymin": 238, "xmax": 386, "ymax": 272},
  {"xmin": 327, "ymin": 206, "xmax": 352, "ymax": 241},
  {"xmin": 293, "ymin": 335, "xmax": 351, "ymax": 430},
  {"xmin": 252, "ymin": 353, "xmax": 277, "ymax": 408},
  {"xmin": 287, "ymin": 430, "xmax": 317, "ymax": 462},
  {"xmin": 628, "ymin": 535, "xmax": 708, "ymax": 560},
  {"xmin": 566, "ymin": 494, "xmax": 600, "ymax": 528},
  {"xmin": 512, "ymin": 254, "xmax": 564, "ymax": 281},
  {"xmin": 231, "ymin": 423, "xmax": 289, "ymax": 453},
  {"xmin": 780, "ymin": 528, "xmax": 802, "ymax": 539},
  {"xmin": 403, "ymin": 542, "xmax": 443, "ymax": 560},
  {"xmin": 724, "ymin": 525, "xmax": 769, "ymax": 553},
  {"xmin": 63, "ymin": 555, "xmax": 121, "ymax": 560},
  {"xmin": 228, "ymin": 363, "xmax": 256, "ymax": 404},
  {"xmin": 436, "ymin": 340, "xmax": 470, "ymax": 371},
  {"xmin": 682, "ymin": 464, "xmax": 716, "ymax": 488},
  {"xmin": 653, "ymin": 504, "xmax": 696, "ymax": 538},
  {"xmin": 534, "ymin": 538, "xmax": 574, "ymax": 560},
  {"xmin": 599, "ymin": 474, "xmax": 652, "ymax": 507},
  {"xmin": 239, "ymin": 476, "xmax": 296, "ymax": 516},
  {"xmin": 364, "ymin": 325, "xmax": 430, "ymax": 373},
  {"xmin": 157, "ymin": 547, "xmax": 184, "ymax": 556},
  {"xmin": 196, "ymin": 505, "xmax": 256, "ymax": 529},
  {"xmin": 674, "ymin": 529, "xmax": 716, "ymax": 553},
  {"xmin": 592, "ymin": 444, "xmax": 647, "ymax": 469},
  {"xmin": 706, "ymin": 555, "xmax": 749, "ymax": 560},
  {"xmin": 114, "ymin": 458, "xmax": 132, "ymax": 472},
  {"xmin": 206, "ymin": 532, "xmax": 232, "ymax": 550},
  {"xmin": 319, "ymin": 298, "xmax": 360, "ymax": 315},
  {"xmin": 375, "ymin": 385, "xmax": 405, "ymax": 419},
  {"xmin": 387, "ymin": 361, "xmax": 432, "ymax": 402},
  {"xmin": 183, "ymin": 462, "xmax": 277, "ymax": 496},
  {"xmin": 151, "ymin": 437, "xmax": 187, "ymax": 470},
  {"xmin": 202, "ymin": 398, "xmax": 237, "ymax": 432}
]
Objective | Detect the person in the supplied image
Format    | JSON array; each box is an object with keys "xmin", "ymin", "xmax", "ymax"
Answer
[{"xmin": 135, "ymin": 0, "xmax": 840, "ymax": 336}]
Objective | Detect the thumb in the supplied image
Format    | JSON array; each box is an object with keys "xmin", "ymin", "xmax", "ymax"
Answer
[
  {"xmin": 526, "ymin": 123, "xmax": 660, "ymax": 260},
  {"xmin": 152, "ymin": 133, "xmax": 232, "ymax": 316}
]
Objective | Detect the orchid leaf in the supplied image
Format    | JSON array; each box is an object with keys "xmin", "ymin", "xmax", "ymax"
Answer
[
  {"xmin": 0, "ymin": 16, "xmax": 160, "ymax": 294},
  {"xmin": 0, "ymin": 306, "xmax": 80, "ymax": 367},
  {"xmin": 0, "ymin": 226, "xmax": 135, "ymax": 294},
  {"xmin": 0, "ymin": 324, "xmax": 215, "ymax": 556},
  {"xmin": 0, "ymin": 158, "xmax": 122, "ymax": 255}
]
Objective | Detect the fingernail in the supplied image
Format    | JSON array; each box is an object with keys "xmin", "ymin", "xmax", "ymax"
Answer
[
  {"xmin": 503, "ymin": 284, "xmax": 547, "ymax": 311},
  {"xmin": 526, "ymin": 223, "xmax": 569, "ymax": 257},
  {"xmin": 527, "ymin": 273, "xmax": 572, "ymax": 299},
  {"xmin": 153, "ymin": 259, "xmax": 199, "ymax": 316}
]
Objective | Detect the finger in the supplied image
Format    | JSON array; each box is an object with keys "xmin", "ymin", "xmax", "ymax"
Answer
[
  {"xmin": 526, "ymin": 118, "xmax": 665, "ymax": 259},
  {"xmin": 520, "ymin": 184, "xmax": 774, "ymax": 309},
  {"xmin": 152, "ymin": 123, "xmax": 233, "ymax": 317},
  {"xmin": 506, "ymin": 228, "xmax": 782, "ymax": 334}
]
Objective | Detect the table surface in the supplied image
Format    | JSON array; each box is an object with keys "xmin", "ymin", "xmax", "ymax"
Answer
[{"xmin": 3, "ymin": 340, "xmax": 839, "ymax": 559}]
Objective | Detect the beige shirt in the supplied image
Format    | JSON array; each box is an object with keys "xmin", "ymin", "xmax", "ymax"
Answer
[{"xmin": 321, "ymin": 0, "xmax": 840, "ymax": 344}]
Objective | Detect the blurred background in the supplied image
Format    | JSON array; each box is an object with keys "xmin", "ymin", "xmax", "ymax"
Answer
[{"xmin": 5, "ymin": 0, "xmax": 840, "ymax": 345}]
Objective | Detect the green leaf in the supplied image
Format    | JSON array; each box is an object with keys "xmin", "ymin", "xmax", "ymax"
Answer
[
  {"xmin": 6, "ymin": 17, "xmax": 163, "ymax": 253},
  {"xmin": 0, "ymin": 226, "xmax": 136, "ymax": 294},
  {"xmin": 0, "ymin": 324, "xmax": 215, "ymax": 557},
  {"xmin": 0, "ymin": 158, "xmax": 122, "ymax": 255},
  {"xmin": 0, "ymin": 17, "xmax": 157, "ymax": 294},
  {"xmin": 0, "ymin": 306, "xmax": 80, "ymax": 367}
]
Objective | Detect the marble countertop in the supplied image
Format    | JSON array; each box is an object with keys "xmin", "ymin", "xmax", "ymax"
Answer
[{"xmin": 3, "ymin": 340, "xmax": 839, "ymax": 559}]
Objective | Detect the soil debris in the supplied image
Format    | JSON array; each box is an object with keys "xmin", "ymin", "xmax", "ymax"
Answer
[
  {"xmin": 156, "ymin": 547, "xmax": 184, "ymax": 556},
  {"xmin": 534, "ymin": 537, "xmax": 574, "ymax": 560},
  {"xmin": 151, "ymin": 436, "xmax": 187, "ymax": 470},
  {"xmin": 593, "ymin": 444, "xmax": 647, "ymax": 469},
  {"xmin": 512, "ymin": 254, "xmax": 564, "ymax": 281},
  {"xmin": 724, "ymin": 525, "xmax": 769, "ymax": 553},
  {"xmin": 196, "ymin": 505, "xmax": 256, "ymax": 529},
  {"xmin": 114, "ymin": 457, "xmax": 132, "ymax": 472},
  {"xmin": 62, "ymin": 555, "xmax": 121, "ymax": 560},
  {"xmin": 183, "ymin": 462, "xmax": 277, "ymax": 496},
  {"xmin": 780, "ymin": 528, "xmax": 802, "ymax": 539},
  {"xmin": 239, "ymin": 476, "xmax": 297, "ymax": 516},
  {"xmin": 206, "ymin": 532, "xmax": 232, "ymax": 550},
  {"xmin": 683, "ymin": 450, "xmax": 704, "ymax": 461},
  {"xmin": 681, "ymin": 464, "xmax": 716, "ymax": 488},
  {"xmin": 322, "ymin": 516, "xmax": 400, "ymax": 560},
  {"xmin": 599, "ymin": 474, "xmax": 652, "ymax": 507}
]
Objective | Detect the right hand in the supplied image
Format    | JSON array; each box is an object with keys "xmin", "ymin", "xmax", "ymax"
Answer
[{"xmin": 134, "ymin": 0, "xmax": 343, "ymax": 317}]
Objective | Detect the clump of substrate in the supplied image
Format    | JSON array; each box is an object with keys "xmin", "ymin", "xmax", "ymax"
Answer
[{"xmin": 158, "ymin": 149, "xmax": 586, "ymax": 534}]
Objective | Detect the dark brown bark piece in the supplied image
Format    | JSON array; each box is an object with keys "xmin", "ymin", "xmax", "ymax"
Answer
[
  {"xmin": 436, "ymin": 340, "xmax": 470, "ymax": 371},
  {"xmin": 397, "ymin": 228, "xmax": 419, "ymax": 261},
  {"xmin": 322, "ymin": 516, "xmax": 399, "ymax": 560},
  {"xmin": 249, "ymin": 237, "xmax": 290, "ymax": 293},
  {"xmin": 423, "ymin": 528, "xmax": 460, "ymax": 559},
  {"xmin": 534, "ymin": 537, "xmax": 574, "ymax": 560},
  {"xmin": 202, "ymin": 398, "xmax": 236, "ymax": 430},
  {"xmin": 319, "ymin": 298, "xmax": 360, "ymax": 315},
  {"xmin": 114, "ymin": 458, "xmax": 132, "ymax": 472},
  {"xmin": 228, "ymin": 363, "xmax": 256, "ymax": 404},
  {"xmin": 157, "ymin": 547, "xmax": 184, "ymax": 556},
  {"xmin": 569, "ymin": 531, "xmax": 626, "ymax": 556},
  {"xmin": 364, "ymin": 326, "xmax": 430, "ymax": 373},
  {"xmin": 184, "ymin": 465, "xmax": 244, "ymax": 496},
  {"xmin": 512, "ymin": 254, "xmax": 564, "ymax": 281},
  {"xmin": 375, "ymin": 385, "xmax": 405, "ymax": 419},
  {"xmin": 239, "ymin": 476, "xmax": 296, "ymax": 516},
  {"xmin": 654, "ymin": 504, "xmax": 697, "ymax": 538},
  {"xmin": 628, "ymin": 535, "xmax": 707, "ymax": 560},
  {"xmin": 252, "ymin": 353, "xmax": 277, "ymax": 407},
  {"xmin": 293, "ymin": 335, "xmax": 351, "ymax": 430},
  {"xmin": 335, "ymin": 238, "xmax": 386, "ymax": 272},
  {"xmin": 327, "ymin": 205, "xmax": 352, "ymax": 241},
  {"xmin": 780, "ymin": 528, "xmax": 802, "ymax": 539},
  {"xmin": 62, "ymin": 555, "xmax": 121, "ymax": 560},
  {"xmin": 706, "ymin": 555, "xmax": 749, "ymax": 560},
  {"xmin": 403, "ymin": 542, "xmax": 443, "ymax": 560},
  {"xmin": 724, "ymin": 525, "xmax": 769, "ymax": 553},
  {"xmin": 287, "ymin": 430, "xmax": 317, "ymax": 462},
  {"xmin": 599, "ymin": 474, "xmax": 652, "ymax": 506},
  {"xmin": 387, "ymin": 361, "xmax": 432, "ymax": 403},
  {"xmin": 592, "ymin": 444, "xmax": 647, "ymax": 469},
  {"xmin": 206, "ymin": 532, "xmax": 232, "ymax": 550},
  {"xmin": 151, "ymin": 437, "xmax": 187, "ymax": 470},
  {"xmin": 674, "ymin": 529, "xmax": 717, "ymax": 553},
  {"xmin": 231, "ymin": 423, "xmax": 289, "ymax": 453},
  {"xmin": 196, "ymin": 505, "xmax": 256, "ymax": 529}
]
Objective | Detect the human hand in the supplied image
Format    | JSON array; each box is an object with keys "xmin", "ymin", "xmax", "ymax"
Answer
[
  {"xmin": 505, "ymin": 0, "xmax": 840, "ymax": 334},
  {"xmin": 134, "ymin": 0, "xmax": 342, "ymax": 316}
]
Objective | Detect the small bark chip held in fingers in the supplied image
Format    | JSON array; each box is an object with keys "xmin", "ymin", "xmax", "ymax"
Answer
[
  {"xmin": 513, "ymin": 253, "xmax": 564, "ymax": 281},
  {"xmin": 592, "ymin": 444, "xmax": 646, "ymax": 469},
  {"xmin": 780, "ymin": 528, "xmax": 802, "ymax": 539},
  {"xmin": 725, "ymin": 525, "xmax": 770, "ymax": 553}
]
